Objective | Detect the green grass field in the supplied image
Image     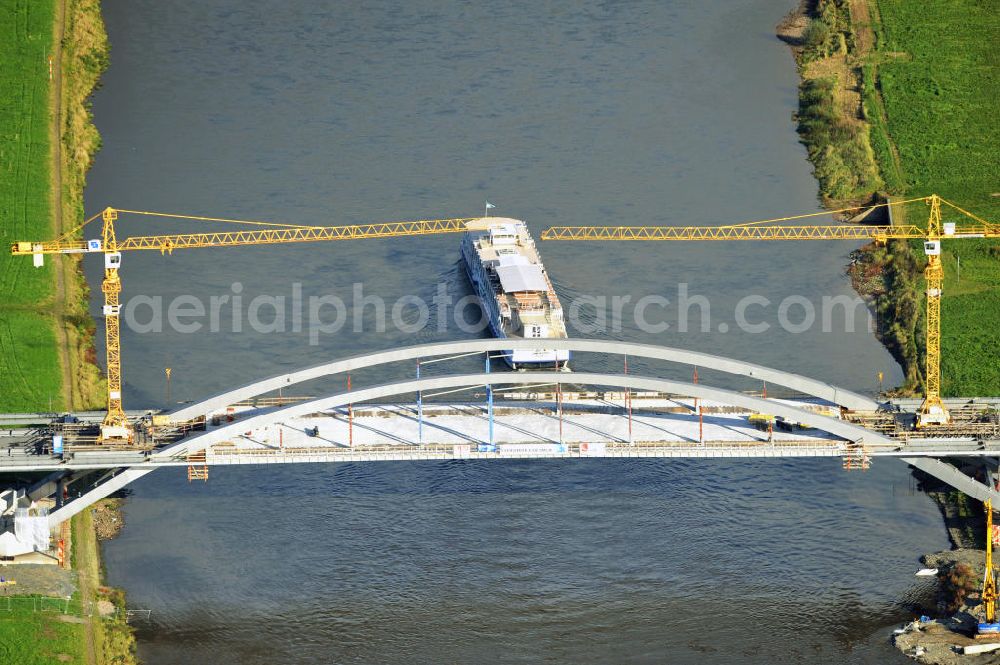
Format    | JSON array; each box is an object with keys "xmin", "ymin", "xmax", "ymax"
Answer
[
  {"xmin": 0, "ymin": 600, "xmax": 86, "ymax": 665},
  {"xmin": 0, "ymin": 310, "xmax": 62, "ymax": 411},
  {"xmin": 0, "ymin": 0, "xmax": 56, "ymax": 306},
  {"xmin": 873, "ymin": 1, "xmax": 999, "ymax": 215},
  {"xmin": 939, "ymin": 245, "xmax": 1000, "ymax": 396},
  {"xmin": 870, "ymin": 0, "xmax": 1000, "ymax": 395},
  {"xmin": 0, "ymin": 0, "xmax": 65, "ymax": 411}
]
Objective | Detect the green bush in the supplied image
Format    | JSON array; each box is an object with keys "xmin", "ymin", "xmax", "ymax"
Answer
[
  {"xmin": 796, "ymin": 74, "xmax": 883, "ymax": 203},
  {"xmin": 941, "ymin": 562, "xmax": 979, "ymax": 613},
  {"xmin": 803, "ymin": 19, "xmax": 832, "ymax": 50}
]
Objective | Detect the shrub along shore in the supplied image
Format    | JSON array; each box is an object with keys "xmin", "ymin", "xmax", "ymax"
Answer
[{"xmin": 780, "ymin": 0, "xmax": 1000, "ymax": 396}]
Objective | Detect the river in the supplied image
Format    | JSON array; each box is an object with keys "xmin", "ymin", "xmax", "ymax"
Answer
[{"xmin": 84, "ymin": 0, "xmax": 943, "ymax": 662}]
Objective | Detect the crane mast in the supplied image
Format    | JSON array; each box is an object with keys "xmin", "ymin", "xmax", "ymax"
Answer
[
  {"xmin": 919, "ymin": 196, "xmax": 946, "ymax": 425},
  {"xmin": 981, "ymin": 498, "xmax": 999, "ymax": 634},
  {"xmin": 100, "ymin": 208, "xmax": 128, "ymax": 437}
]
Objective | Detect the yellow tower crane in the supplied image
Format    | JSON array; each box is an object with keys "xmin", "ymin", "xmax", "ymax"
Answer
[
  {"xmin": 541, "ymin": 194, "xmax": 999, "ymax": 427},
  {"xmin": 12, "ymin": 207, "xmax": 474, "ymax": 443},
  {"xmin": 981, "ymin": 498, "xmax": 999, "ymax": 635}
]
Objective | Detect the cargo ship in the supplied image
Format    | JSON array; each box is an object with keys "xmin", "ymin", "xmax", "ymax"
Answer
[{"xmin": 461, "ymin": 217, "xmax": 570, "ymax": 369}]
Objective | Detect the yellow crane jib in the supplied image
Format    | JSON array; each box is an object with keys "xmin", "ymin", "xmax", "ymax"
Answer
[
  {"xmin": 541, "ymin": 194, "xmax": 1000, "ymax": 428},
  {"xmin": 539, "ymin": 224, "xmax": 927, "ymax": 241},
  {"xmin": 11, "ymin": 206, "xmax": 473, "ymax": 443}
]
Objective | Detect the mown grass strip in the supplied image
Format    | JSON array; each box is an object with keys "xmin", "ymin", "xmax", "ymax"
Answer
[
  {"xmin": 0, "ymin": 0, "xmax": 56, "ymax": 306},
  {"xmin": 0, "ymin": 0, "xmax": 66, "ymax": 411},
  {"xmin": 0, "ymin": 309, "xmax": 63, "ymax": 411},
  {"xmin": 859, "ymin": 63, "xmax": 904, "ymax": 194}
]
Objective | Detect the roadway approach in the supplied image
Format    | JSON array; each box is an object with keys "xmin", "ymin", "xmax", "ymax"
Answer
[{"xmin": 1, "ymin": 339, "xmax": 999, "ymax": 559}]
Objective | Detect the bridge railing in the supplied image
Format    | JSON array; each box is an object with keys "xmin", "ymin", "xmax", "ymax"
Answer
[{"xmin": 204, "ymin": 439, "xmax": 849, "ymax": 461}]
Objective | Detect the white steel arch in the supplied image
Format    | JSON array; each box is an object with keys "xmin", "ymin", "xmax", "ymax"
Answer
[
  {"xmin": 168, "ymin": 339, "xmax": 879, "ymax": 422},
  {"xmin": 158, "ymin": 371, "xmax": 891, "ymax": 461}
]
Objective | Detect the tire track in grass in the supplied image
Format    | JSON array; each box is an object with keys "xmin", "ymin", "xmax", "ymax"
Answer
[{"xmin": 0, "ymin": 319, "xmax": 33, "ymax": 397}]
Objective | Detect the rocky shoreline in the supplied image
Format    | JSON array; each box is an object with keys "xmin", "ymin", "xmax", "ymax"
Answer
[{"xmin": 92, "ymin": 497, "xmax": 126, "ymax": 541}]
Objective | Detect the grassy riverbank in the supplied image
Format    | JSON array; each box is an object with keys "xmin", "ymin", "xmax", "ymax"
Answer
[
  {"xmin": 73, "ymin": 503, "xmax": 138, "ymax": 665},
  {"xmin": 0, "ymin": 502, "xmax": 137, "ymax": 665},
  {"xmin": 779, "ymin": 0, "xmax": 883, "ymax": 205},
  {"xmin": 1, "ymin": 0, "xmax": 125, "ymax": 658},
  {"xmin": 57, "ymin": 0, "xmax": 108, "ymax": 411},
  {"xmin": 783, "ymin": 0, "xmax": 1000, "ymax": 395},
  {"xmin": 0, "ymin": 0, "xmax": 105, "ymax": 412}
]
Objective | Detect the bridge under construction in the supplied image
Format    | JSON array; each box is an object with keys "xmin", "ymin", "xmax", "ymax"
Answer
[{"xmin": 2, "ymin": 339, "xmax": 1000, "ymax": 560}]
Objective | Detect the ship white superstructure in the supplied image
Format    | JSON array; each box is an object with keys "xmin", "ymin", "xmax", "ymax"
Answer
[{"xmin": 461, "ymin": 217, "xmax": 570, "ymax": 369}]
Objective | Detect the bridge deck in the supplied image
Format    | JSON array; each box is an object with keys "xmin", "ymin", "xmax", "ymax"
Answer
[{"xmin": 2, "ymin": 397, "xmax": 998, "ymax": 473}]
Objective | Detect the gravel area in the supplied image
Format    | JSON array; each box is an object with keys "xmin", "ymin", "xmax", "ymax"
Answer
[
  {"xmin": 893, "ymin": 550, "xmax": 1000, "ymax": 663},
  {"xmin": 0, "ymin": 564, "xmax": 76, "ymax": 598},
  {"xmin": 895, "ymin": 617, "xmax": 1000, "ymax": 665},
  {"xmin": 92, "ymin": 499, "xmax": 124, "ymax": 540}
]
